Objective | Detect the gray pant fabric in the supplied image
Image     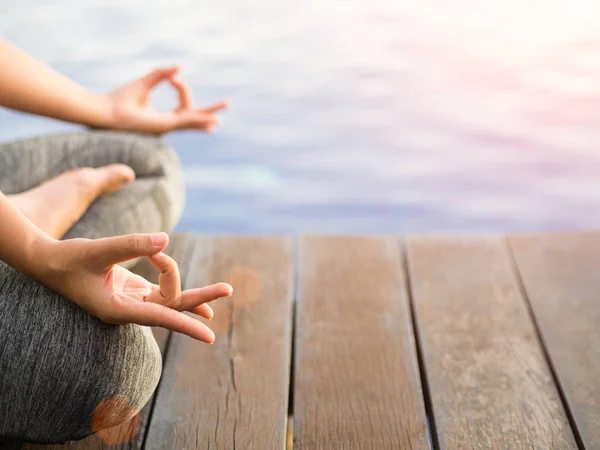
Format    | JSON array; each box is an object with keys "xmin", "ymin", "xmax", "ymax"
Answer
[{"xmin": 0, "ymin": 131, "xmax": 185, "ymax": 444}]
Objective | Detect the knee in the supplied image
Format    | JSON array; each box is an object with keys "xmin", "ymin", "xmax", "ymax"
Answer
[
  {"xmin": 85, "ymin": 131, "xmax": 182, "ymax": 182},
  {"xmin": 0, "ymin": 270, "xmax": 163, "ymax": 445},
  {"xmin": 92, "ymin": 132, "xmax": 186, "ymax": 228},
  {"xmin": 61, "ymin": 133, "xmax": 185, "ymax": 245},
  {"xmin": 46, "ymin": 323, "xmax": 162, "ymax": 443},
  {"xmin": 90, "ymin": 325, "xmax": 163, "ymax": 433}
]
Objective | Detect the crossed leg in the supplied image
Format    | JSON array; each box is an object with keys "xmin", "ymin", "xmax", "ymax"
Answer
[{"xmin": 0, "ymin": 131, "xmax": 185, "ymax": 444}]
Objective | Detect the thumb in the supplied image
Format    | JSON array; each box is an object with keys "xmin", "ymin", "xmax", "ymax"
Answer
[{"xmin": 90, "ymin": 232, "xmax": 169, "ymax": 267}]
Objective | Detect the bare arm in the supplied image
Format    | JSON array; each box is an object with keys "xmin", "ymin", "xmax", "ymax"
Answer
[
  {"xmin": 0, "ymin": 39, "xmax": 232, "ymax": 342},
  {"xmin": 0, "ymin": 38, "xmax": 112, "ymax": 128},
  {"xmin": 0, "ymin": 38, "xmax": 228, "ymax": 134},
  {"xmin": 0, "ymin": 190, "xmax": 52, "ymax": 279}
]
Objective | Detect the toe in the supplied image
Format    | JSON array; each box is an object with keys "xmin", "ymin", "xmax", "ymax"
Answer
[
  {"xmin": 108, "ymin": 164, "xmax": 136, "ymax": 184},
  {"xmin": 97, "ymin": 164, "xmax": 136, "ymax": 195}
]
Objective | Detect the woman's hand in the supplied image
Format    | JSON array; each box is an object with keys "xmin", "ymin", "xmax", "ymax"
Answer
[
  {"xmin": 107, "ymin": 66, "xmax": 229, "ymax": 135},
  {"xmin": 0, "ymin": 39, "xmax": 228, "ymax": 133},
  {"xmin": 37, "ymin": 232, "xmax": 231, "ymax": 343}
]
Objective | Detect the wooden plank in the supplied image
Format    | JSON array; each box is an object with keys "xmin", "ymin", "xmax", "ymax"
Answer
[
  {"xmin": 294, "ymin": 236, "xmax": 430, "ymax": 449},
  {"xmin": 509, "ymin": 232, "xmax": 600, "ymax": 449},
  {"xmin": 406, "ymin": 236, "xmax": 577, "ymax": 449},
  {"xmin": 145, "ymin": 236, "xmax": 294, "ymax": 449},
  {"xmin": 23, "ymin": 233, "xmax": 195, "ymax": 450}
]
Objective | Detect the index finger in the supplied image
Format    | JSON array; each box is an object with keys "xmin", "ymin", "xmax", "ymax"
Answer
[
  {"xmin": 168, "ymin": 76, "xmax": 193, "ymax": 110},
  {"xmin": 122, "ymin": 301, "xmax": 216, "ymax": 343},
  {"xmin": 141, "ymin": 66, "xmax": 180, "ymax": 89}
]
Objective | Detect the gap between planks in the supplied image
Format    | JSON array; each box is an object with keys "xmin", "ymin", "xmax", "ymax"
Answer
[
  {"xmin": 144, "ymin": 236, "xmax": 294, "ymax": 450},
  {"xmin": 293, "ymin": 235, "xmax": 430, "ymax": 449},
  {"xmin": 400, "ymin": 239, "xmax": 440, "ymax": 450},
  {"xmin": 405, "ymin": 236, "xmax": 577, "ymax": 449}
]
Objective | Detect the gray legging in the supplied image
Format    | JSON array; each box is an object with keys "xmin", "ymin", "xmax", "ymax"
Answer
[{"xmin": 0, "ymin": 131, "xmax": 185, "ymax": 444}]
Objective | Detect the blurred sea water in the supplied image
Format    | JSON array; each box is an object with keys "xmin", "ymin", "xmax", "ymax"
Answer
[{"xmin": 2, "ymin": 0, "xmax": 600, "ymax": 234}]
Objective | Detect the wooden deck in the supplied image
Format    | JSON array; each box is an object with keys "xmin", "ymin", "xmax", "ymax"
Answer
[{"xmin": 14, "ymin": 232, "xmax": 600, "ymax": 449}]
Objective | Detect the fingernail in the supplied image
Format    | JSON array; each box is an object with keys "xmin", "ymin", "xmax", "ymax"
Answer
[
  {"xmin": 151, "ymin": 232, "xmax": 167, "ymax": 248},
  {"xmin": 221, "ymin": 284, "xmax": 233, "ymax": 296}
]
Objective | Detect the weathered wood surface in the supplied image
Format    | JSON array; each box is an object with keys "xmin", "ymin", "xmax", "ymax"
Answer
[
  {"xmin": 294, "ymin": 236, "xmax": 429, "ymax": 449},
  {"xmin": 406, "ymin": 236, "xmax": 577, "ymax": 449},
  {"xmin": 11, "ymin": 233, "xmax": 600, "ymax": 449},
  {"xmin": 510, "ymin": 232, "xmax": 600, "ymax": 449},
  {"xmin": 24, "ymin": 234, "xmax": 196, "ymax": 450},
  {"xmin": 145, "ymin": 236, "xmax": 294, "ymax": 449}
]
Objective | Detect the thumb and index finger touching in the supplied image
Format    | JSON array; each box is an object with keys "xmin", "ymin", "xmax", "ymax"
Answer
[
  {"xmin": 137, "ymin": 66, "xmax": 195, "ymax": 109},
  {"xmin": 138, "ymin": 65, "xmax": 230, "ymax": 120}
]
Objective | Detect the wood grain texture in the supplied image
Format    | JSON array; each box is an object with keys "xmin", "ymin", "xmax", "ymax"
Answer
[
  {"xmin": 24, "ymin": 234, "xmax": 195, "ymax": 450},
  {"xmin": 145, "ymin": 236, "xmax": 294, "ymax": 450},
  {"xmin": 406, "ymin": 236, "xmax": 577, "ymax": 449},
  {"xmin": 294, "ymin": 236, "xmax": 429, "ymax": 450},
  {"xmin": 509, "ymin": 232, "xmax": 600, "ymax": 449}
]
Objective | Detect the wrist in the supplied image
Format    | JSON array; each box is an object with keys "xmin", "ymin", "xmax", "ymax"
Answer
[
  {"xmin": 82, "ymin": 92, "xmax": 115, "ymax": 129},
  {"xmin": 27, "ymin": 235, "xmax": 62, "ymax": 284}
]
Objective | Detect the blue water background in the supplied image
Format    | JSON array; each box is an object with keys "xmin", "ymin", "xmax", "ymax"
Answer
[{"xmin": 2, "ymin": 0, "xmax": 600, "ymax": 234}]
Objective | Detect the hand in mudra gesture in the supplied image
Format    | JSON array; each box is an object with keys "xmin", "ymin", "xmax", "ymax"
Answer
[
  {"xmin": 38, "ymin": 232, "xmax": 231, "ymax": 343},
  {"xmin": 108, "ymin": 66, "xmax": 229, "ymax": 134}
]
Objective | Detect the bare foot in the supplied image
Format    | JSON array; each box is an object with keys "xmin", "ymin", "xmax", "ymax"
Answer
[{"xmin": 9, "ymin": 164, "xmax": 135, "ymax": 239}]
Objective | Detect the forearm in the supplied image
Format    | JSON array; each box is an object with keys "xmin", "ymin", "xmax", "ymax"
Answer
[
  {"xmin": 0, "ymin": 191, "xmax": 55, "ymax": 279},
  {"xmin": 0, "ymin": 38, "xmax": 112, "ymax": 127}
]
